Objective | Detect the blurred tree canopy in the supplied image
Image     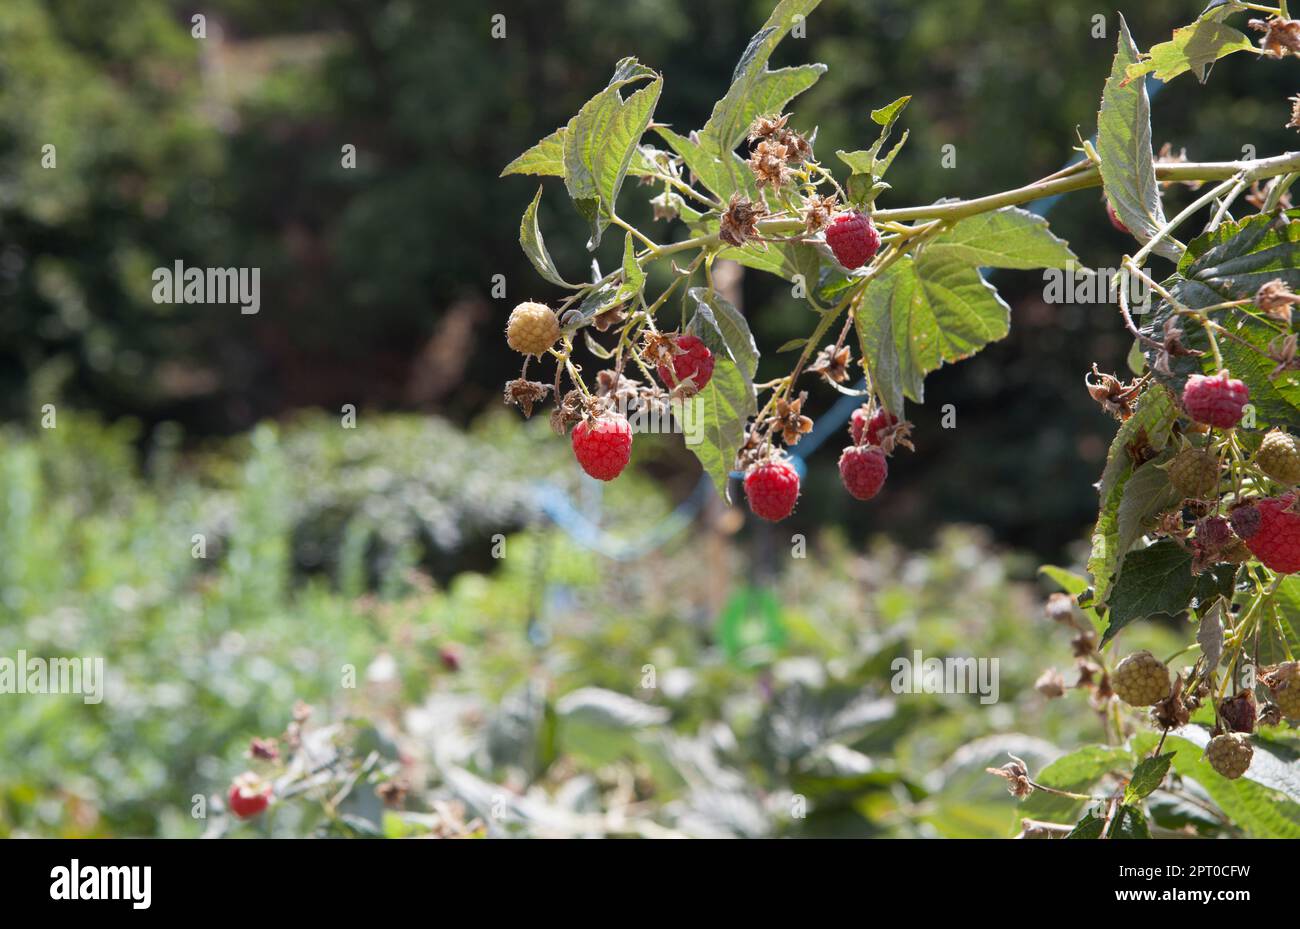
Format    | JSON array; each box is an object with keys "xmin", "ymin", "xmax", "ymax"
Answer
[{"xmin": 2, "ymin": 0, "xmax": 1296, "ymax": 556}]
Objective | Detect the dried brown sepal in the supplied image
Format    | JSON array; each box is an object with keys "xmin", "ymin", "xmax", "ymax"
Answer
[
  {"xmin": 504, "ymin": 378, "xmax": 552, "ymax": 418},
  {"xmin": 1035, "ymin": 668, "xmax": 1066, "ymax": 699},
  {"xmin": 1152, "ymin": 674, "xmax": 1190, "ymax": 731},
  {"xmin": 1256, "ymin": 278, "xmax": 1300, "ymax": 324},
  {"xmin": 1085, "ymin": 364, "xmax": 1144, "ymax": 420},
  {"xmin": 1267, "ymin": 333, "xmax": 1300, "ymax": 381},
  {"xmin": 550, "ymin": 389, "xmax": 586, "ymax": 435},
  {"xmin": 985, "ymin": 755, "xmax": 1034, "ymax": 799},
  {"xmin": 1250, "ymin": 17, "xmax": 1300, "ymax": 58},
  {"xmin": 719, "ymin": 194, "xmax": 769, "ymax": 248},
  {"xmin": 773, "ymin": 392, "xmax": 814, "ymax": 446},
  {"xmin": 807, "ymin": 343, "xmax": 852, "ymax": 384},
  {"xmin": 801, "ymin": 193, "xmax": 838, "ymax": 234},
  {"xmin": 749, "ymin": 139, "xmax": 792, "ymax": 190}
]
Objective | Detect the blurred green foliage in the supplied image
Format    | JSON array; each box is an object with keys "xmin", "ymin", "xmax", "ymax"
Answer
[{"xmin": 0, "ymin": 412, "xmax": 1192, "ymax": 837}]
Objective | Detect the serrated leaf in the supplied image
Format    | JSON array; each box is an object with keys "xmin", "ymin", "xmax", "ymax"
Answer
[
  {"xmin": 1098, "ymin": 16, "xmax": 1178, "ymax": 261},
  {"xmin": 689, "ymin": 359, "xmax": 753, "ymax": 501},
  {"xmin": 1020, "ymin": 745, "xmax": 1131, "ymax": 823},
  {"xmin": 699, "ymin": 0, "xmax": 826, "ymax": 161},
  {"xmin": 1115, "ymin": 455, "xmax": 1180, "ymax": 561},
  {"xmin": 502, "ymin": 127, "xmax": 567, "ymax": 178},
  {"xmin": 1105, "ymin": 539, "xmax": 1196, "ymax": 642},
  {"xmin": 519, "ymin": 186, "xmax": 579, "ymax": 289},
  {"xmin": 686, "ymin": 287, "xmax": 759, "ymax": 381},
  {"xmin": 1124, "ymin": 21, "xmax": 1254, "ymax": 85},
  {"xmin": 1125, "ymin": 752, "xmax": 1175, "ymax": 804},
  {"xmin": 655, "ymin": 125, "xmax": 758, "ymax": 203},
  {"xmin": 1088, "ymin": 387, "xmax": 1177, "ymax": 603},
  {"xmin": 1135, "ymin": 729, "xmax": 1300, "ymax": 837},
  {"xmin": 1140, "ymin": 213, "xmax": 1300, "ymax": 431},
  {"xmin": 1107, "ymin": 804, "xmax": 1152, "ymax": 838},
  {"xmin": 776, "ymin": 337, "xmax": 809, "ymax": 353},
  {"xmin": 563, "ymin": 62, "xmax": 662, "ymax": 249},
  {"xmin": 1066, "ymin": 811, "xmax": 1106, "ymax": 839},
  {"xmin": 925, "ymin": 207, "xmax": 1078, "ymax": 270},
  {"xmin": 870, "ymin": 95, "xmax": 911, "ymax": 129},
  {"xmin": 857, "ymin": 252, "xmax": 1012, "ymax": 411}
]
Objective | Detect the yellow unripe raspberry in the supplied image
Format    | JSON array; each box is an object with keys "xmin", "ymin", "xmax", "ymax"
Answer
[
  {"xmin": 1257, "ymin": 430, "xmax": 1300, "ymax": 485},
  {"xmin": 1268, "ymin": 661, "xmax": 1300, "ymax": 719},
  {"xmin": 506, "ymin": 302, "xmax": 560, "ymax": 356},
  {"xmin": 1205, "ymin": 733, "xmax": 1253, "ymax": 780},
  {"xmin": 1112, "ymin": 650, "xmax": 1170, "ymax": 707}
]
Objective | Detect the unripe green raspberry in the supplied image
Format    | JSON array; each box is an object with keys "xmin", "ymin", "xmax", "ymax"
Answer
[
  {"xmin": 1112, "ymin": 650, "xmax": 1170, "ymax": 707},
  {"xmin": 1257, "ymin": 430, "xmax": 1300, "ymax": 485},
  {"xmin": 1166, "ymin": 447, "xmax": 1220, "ymax": 499},
  {"xmin": 1205, "ymin": 732, "xmax": 1253, "ymax": 779},
  {"xmin": 506, "ymin": 302, "xmax": 561, "ymax": 356}
]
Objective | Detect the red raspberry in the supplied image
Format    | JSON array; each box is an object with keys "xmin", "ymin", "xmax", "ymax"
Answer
[
  {"xmin": 1182, "ymin": 370, "xmax": 1248, "ymax": 429},
  {"xmin": 571, "ymin": 413, "xmax": 633, "ymax": 481},
  {"xmin": 1230, "ymin": 494, "xmax": 1300, "ymax": 574},
  {"xmin": 656, "ymin": 334, "xmax": 715, "ymax": 395},
  {"xmin": 825, "ymin": 212, "xmax": 881, "ymax": 270},
  {"xmin": 850, "ymin": 407, "xmax": 897, "ymax": 446},
  {"xmin": 744, "ymin": 458, "xmax": 800, "ymax": 522},
  {"xmin": 839, "ymin": 445, "xmax": 888, "ymax": 500},
  {"xmin": 228, "ymin": 772, "xmax": 272, "ymax": 819}
]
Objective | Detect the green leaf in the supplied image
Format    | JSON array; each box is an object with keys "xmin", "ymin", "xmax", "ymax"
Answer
[
  {"xmin": 776, "ymin": 337, "xmax": 808, "ymax": 353},
  {"xmin": 857, "ymin": 251, "xmax": 1012, "ymax": 412},
  {"xmin": 687, "ymin": 359, "xmax": 754, "ymax": 501},
  {"xmin": 562, "ymin": 60, "xmax": 662, "ymax": 249},
  {"xmin": 519, "ymin": 186, "xmax": 580, "ymax": 289},
  {"xmin": 837, "ymin": 96, "xmax": 911, "ymax": 207},
  {"xmin": 502, "ymin": 127, "xmax": 567, "ymax": 178},
  {"xmin": 1097, "ymin": 16, "xmax": 1178, "ymax": 261},
  {"xmin": 655, "ymin": 125, "xmax": 758, "ymax": 203},
  {"xmin": 1105, "ymin": 539, "xmax": 1197, "ymax": 642},
  {"xmin": 685, "ymin": 214, "xmax": 819, "ymax": 283},
  {"xmin": 1115, "ymin": 455, "xmax": 1180, "ymax": 564},
  {"xmin": 1020, "ymin": 745, "xmax": 1131, "ymax": 823},
  {"xmin": 699, "ymin": 0, "xmax": 826, "ymax": 161},
  {"xmin": 1066, "ymin": 811, "xmax": 1106, "ymax": 839},
  {"xmin": 686, "ymin": 287, "xmax": 759, "ymax": 381},
  {"xmin": 1134, "ymin": 730, "xmax": 1300, "ymax": 838},
  {"xmin": 1107, "ymin": 804, "xmax": 1152, "ymax": 838},
  {"xmin": 1140, "ymin": 213, "xmax": 1300, "ymax": 431},
  {"xmin": 1124, "ymin": 20, "xmax": 1254, "ymax": 85},
  {"xmin": 1088, "ymin": 387, "xmax": 1177, "ymax": 604},
  {"xmin": 619, "ymin": 233, "xmax": 644, "ymax": 299},
  {"xmin": 925, "ymin": 207, "xmax": 1078, "ymax": 270},
  {"xmin": 870, "ymin": 95, "xmax": 911, "ymax": 129},
  {"xmin": 1125, "ymin": 752, "xmax": 1175, "ymax": 804}
]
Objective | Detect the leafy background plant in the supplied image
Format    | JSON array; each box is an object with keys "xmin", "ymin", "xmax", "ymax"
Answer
[{"xmin": 5, "ymin": 0, "xmax": 1300, "ymax": 838}]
